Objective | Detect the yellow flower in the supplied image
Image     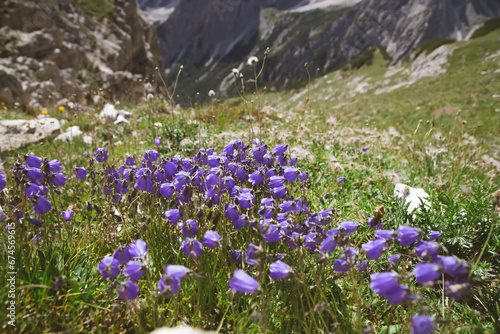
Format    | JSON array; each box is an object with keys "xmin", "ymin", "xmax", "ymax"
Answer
[
  {"xmin": 59, "ymin": 106, "xmax": 64, "ymax": 111},
  {"xmin": 41, "ymin": 110, "xmax": 48, "ymax": 115},
  {"xmin": 1, "ymin": 102, "xmax": 5, "ymax": 106}
]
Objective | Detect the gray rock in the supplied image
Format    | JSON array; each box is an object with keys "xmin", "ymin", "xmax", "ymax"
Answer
[
  {"xmin": 0, "ymin": 0, "xmax": 163, "ymax": 110},
  {"xmin": 0, "ymin": 118, "xmax": 61, "ymax": 151},
  {"xmin": 55, "ymin": 125, "xmax": 82, "ymax": 142}
]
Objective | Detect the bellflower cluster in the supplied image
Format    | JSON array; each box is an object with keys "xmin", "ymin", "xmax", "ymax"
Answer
[
  {"xmin": 82, "ymin": 139, "xmax": 479, "ymax": 333},
  {"xmin": 6, "ymin": 154, "xmax": 69, "ymax": 223},
  {"xmin": 98, "ymin": 239, "xmax": 149, "ymax": 301}
]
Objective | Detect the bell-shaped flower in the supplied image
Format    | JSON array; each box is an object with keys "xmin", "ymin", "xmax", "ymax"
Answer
[
  {"xmin": 414, "ymin": 241, "xmax": 440, "ymax": 259},
  {"xmin": 279, "ymin": 200, "xmax": 297, "ymax": 213},
  {"xmin": 125, "ymin": 155, "xmax": 136, "ymax": 166},
  {"xmin": 33, "ymin": 196, "xmax": 51, "ymax": 215},
  {"xmin": 30, "ymin": 217, "xmax": 44, "ymax": 227},
  {"xmin": 283, "ymin": 167, "xmax": 300, "ymax": 182},
  {"xmin": 181, "ymin": 220, "xmax": 199, "ymax": 237},
  {"xmin": 411, "ymin": 315, "xmax": 435, "ymax": 334},
  {"xmin": 229, "ymin": 269, "xmax": 259, "ymax": 293},
  {"xmin": 272, "ymin": 186, "xmax": 286, "ymax": 199},
  {"xmin": 370, "ymin": 272, "xmax": 409, "ymax": 305},
  {"xmin": 160, "ymin": 183, "xmax": 175, "ymax": 199},
  {"xmin": 123, "ymin": 261, "xmax": 145, "ymax": 281},
  {"xmin": 249, "ymin": 169, "xmax": 265, "ymax": 186},
  {"xmin": 333, "ymin": 258, "xmax": 351, "ymax": 273},
  {"xmin": 362, "ymin": 239, "xmax": 387, "ymax": 260},
  {"xmin": 128, "ymin": 239, "xmax": 148, "ymax": 259},
  {"xmin": 49, "ymin": 159, "xmax": 63, "ymax": 173},
  {"xmin": 165, "ymin": 264, "xmax": 190, "ymax": 280},
  {"xmin": 26, "ymin": 167, "xmax": 43, "ymax": 184},
  {"xmin": 398, "ymin": 225, "xmax": 421, "ymax": 246},
  {"xmin": 24, "ymin": 154, "xmax": 43, "ymax": 168},
  {"xmin": 375, "ymin": 229, "xmax": 396, "ymax": 241},
  {"xmin": 429, "ymin": 231, "xmax": 441, "ymax": 240},
  {"xmin": 388, "ymin": 254, "xmax": 401, "ymax": 265},
  {"xmin": 231, "ymin": 249, "xmax": 244, "ymax": 265},
  {"xmin": 203, "ymin": 230, "xmax": 222, "ymax": 248},
  {"xmin": 225, "ymin": 203, "xmax": 239, "ymax": 221},
  {"xmin": 94, "ymin": 148, "xmax": 108, "ymax": 163},
  {"xmin": 50, "ymin": 172, "xmax": 67, "ymax": 187},
  {"xmin": 181, "ymin": 238, "xmax": 203, "ymax": 259},
  {"xmin": 414, "ymin": 263, "xmax": 441, "ymax": 285},
  {"xmin": 0, "ymin": 173, "xmax": 6, "ymax": 191},
  {"xmin": 319, "ymin": 236, "xmax": 337, "ymax": 255},
  {"xmin": 165, "ymin": 209, "xmax": 181, "ymax": 225},
  {"xmin": 432, "ymin": 256, "xmax": 469, "ymax": 277},
  {"xmin": 273, "ymin": 144, "xmax": 287, "ymax": 156},
  {"xmin": 62, "ymin": 209, "xmax": 73, "ymax": 222},
  {"xmin": 113, "ymin": 245, "xmax": 132, "ymax": 265},
  {"xmin": 270, "ymin": 260, "xmax": 292, "ymax": 279},
  {"xmin": 158, "ymin": 275, "xmax": 180, "ymax": 296},
  {"xmin": 237, "ymin": 190, "xmax": 254, "ymax": 209},
  {"xmin": 74, "ymin": 167, "xmax": 88, "ymax": 180},
  {"xmin": 117, "ymin": 280, "xmax": 139, "ymax": 301},
  {"xmin": 98, "ymin": 256, "xmax": 120, "ymax": 279},
  {"xmin": 269, "ymin": 176, "xmax": 285, "ymax": 189},
  {"xmin": 340, "ymin": 221, "xmax": 358, "ymax": 234},
  {"xmin": 25, "ymin": 183, "xmax": 44, "ymax": 199}
]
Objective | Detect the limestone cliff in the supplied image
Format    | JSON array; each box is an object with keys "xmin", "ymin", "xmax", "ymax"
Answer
[{"xmin": 0, "ymin": 0, "xmax": 162, "ymax": 110}]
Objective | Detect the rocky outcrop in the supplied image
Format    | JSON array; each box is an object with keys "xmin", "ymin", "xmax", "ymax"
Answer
[
  {"xmin": 0, "ymin": 0, "xmax": 163, "ymax": 110},
  {"xmin": 143, "ymin": 0, "xmax": 500, "ymax": 100},
  {"xmin": 0, "ymin": 117, "xmax": 61, "ymax": 151}
]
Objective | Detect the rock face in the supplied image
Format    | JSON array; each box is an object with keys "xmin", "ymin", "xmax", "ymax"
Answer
[
  {"xmin": 0, "ymin": 118, "xmax": 61, "ymax": 151},
  {"xmin": 0, "ymin": 0, "xmax": 163, "ymax": 110},
  {"xmin": 142, "ymin": 0, "xmax": 500, "ymax": 99}
]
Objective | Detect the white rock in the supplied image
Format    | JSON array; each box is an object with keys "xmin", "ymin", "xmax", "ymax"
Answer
[
  {"xmin": 394, "ymin": 183, "xmax": 430, "ymax": 213},
  {"xmin": 99, "ymin": 103, "xmax": 118, "ymax": 120},
  {"xmin": 150, "ymin": 325, "xmax": 216, "ymax": 334},
  {"xmin": 55, "ymin": 126, "xmax": 82, "ymax": 141},
  {"xmin": 0, "ymin": 118, "xmax": 61, "ymax": 151},
  {"xmin": 114, "ymin": 114, "xmax": 129, "ymax": 124}
]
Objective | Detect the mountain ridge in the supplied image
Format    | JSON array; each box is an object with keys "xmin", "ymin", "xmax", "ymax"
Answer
[{"xmin": 140, "ymin": 0, "xmax": 500, "ymax": 100}]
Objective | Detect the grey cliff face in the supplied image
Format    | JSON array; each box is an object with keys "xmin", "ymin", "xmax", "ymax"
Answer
[
  {"xmin": 146, "ymin": 0, "xmax": 500, "ymax": 99},
  {"xmin": 0, "ymin": 0, "xmax": 163, "ymax": 109}
]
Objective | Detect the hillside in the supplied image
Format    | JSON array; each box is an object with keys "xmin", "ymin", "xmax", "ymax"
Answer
[
  {"xmin": 0, "ymin": 20, "xmax": 499, "ymax": 334},
  {"xmin": 142, "ymin": 0, "xmax": 500, "ymax": 100}
]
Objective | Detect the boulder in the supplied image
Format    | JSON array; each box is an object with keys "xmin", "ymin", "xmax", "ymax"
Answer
[{"xmin": 0, "ymin": 118, "xmax": 61, "ymax": 151}]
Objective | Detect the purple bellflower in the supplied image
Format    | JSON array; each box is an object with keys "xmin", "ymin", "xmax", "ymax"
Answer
[
  {"xmin": 117, "ymin": 280, "xmax": 139, "ymax": 301},
  {"xmin": 98, "ymin": 256, "xmax": 120, "ymax": 279},
  {"xmin": 270, "ymin": 260, "xmax": 293, "ymax": 279},
  {"xmin": 229, "ymin": 269, "xmax": 259, "ymax": 293}
]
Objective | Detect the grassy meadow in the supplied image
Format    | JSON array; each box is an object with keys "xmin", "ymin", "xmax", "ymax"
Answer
[{"xmin": 0, "ymin": 28, "xmax": 499, "ymax": 334}]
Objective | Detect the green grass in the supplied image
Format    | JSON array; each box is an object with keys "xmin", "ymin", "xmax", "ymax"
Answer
[
  {"xmin": 0, "ymin": 28, "xmax": 499, "ymax": 334},
  {"xmin": 414, "ymin": 38, "xmax": 456, "ymax": 58},
  {"xmin": 71, "ymin": 0, "xmax": 113, "ymax": 20},
  {"xmin": 471, "ymin": 17, "xmax": 500, "ymax": 39}
]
